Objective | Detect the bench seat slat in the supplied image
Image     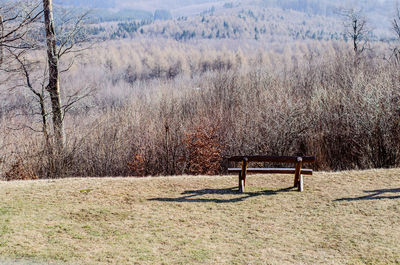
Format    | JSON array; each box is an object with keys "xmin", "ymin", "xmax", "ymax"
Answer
[{"xmin": 227, "ymin": 168, "xmax": 313, "ymax": 175}]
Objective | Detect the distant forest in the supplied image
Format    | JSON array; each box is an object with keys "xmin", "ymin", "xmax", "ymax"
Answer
[
  {"xmin": 54, "ymin": 0, "xmax": 117, "ymax": 8},
  {"xmin": 55, "ymin": 0, "xmax": 395, "ymax": 17},
  {"xmin": 53, "ymin": 0, "xmax": 397, "ymax": 41}
]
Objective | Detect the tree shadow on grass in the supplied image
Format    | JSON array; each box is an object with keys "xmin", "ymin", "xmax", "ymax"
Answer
[
  {"xmin": 335, "ymin": 188, "xmax": 400, "ymax": 202},
  {"xmin": 148, "ymin": 186, "xmax": 295, "ymax": 203}
]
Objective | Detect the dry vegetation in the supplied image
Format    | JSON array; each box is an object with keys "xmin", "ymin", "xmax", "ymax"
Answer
[
  {"xmin": 0, "ymin": 169, "xmax": 399, "ymax": 264},
  {"xmin": 1, "ymin": 39, "xmax": 400, "ymax": 178}
]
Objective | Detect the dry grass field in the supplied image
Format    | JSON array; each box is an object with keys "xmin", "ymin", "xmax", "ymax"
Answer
[{"xmin": 0, "ymin": 169, "xmax": 399, "ymax": 264}]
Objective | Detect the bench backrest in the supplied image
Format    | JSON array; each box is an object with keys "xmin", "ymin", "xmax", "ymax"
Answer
[{"xmin": 228, "ymin": 155, "xmax": 316, "ymax": 164}]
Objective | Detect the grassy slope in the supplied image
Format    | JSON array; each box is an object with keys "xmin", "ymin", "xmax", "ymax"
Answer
[{"xmin": 0, "ymin": 169, "xmax": 399, "ymax": 264}]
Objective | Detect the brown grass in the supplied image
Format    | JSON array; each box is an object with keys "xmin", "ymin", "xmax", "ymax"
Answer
[{"xmin": 0, "ymin": 169, "xmax": 399, "ymax": 264}]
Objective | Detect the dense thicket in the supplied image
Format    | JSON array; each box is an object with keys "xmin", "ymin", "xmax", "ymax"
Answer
[{"xmin": 0, "ymin": 39, "xmax": 399, "ymax": 179}]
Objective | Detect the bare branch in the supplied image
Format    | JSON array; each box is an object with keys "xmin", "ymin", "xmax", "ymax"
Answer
[
  {"xmin": 0, "ymin": 2, "xmax": 43, "ymax": 44},
  {"xmin": 62, "ymin": 86, "xmax": 95, "ymax": 119},
  {"xmin": 7, "ymin": 48, "xmax": 42, "ymax": 98},
  {"xmin": 6, "ymin": 124, "xmax": 44, "ymax": 133},
  {"xmin": 57, "ymin": 10, "xmax": 91, "ymax": 58}
]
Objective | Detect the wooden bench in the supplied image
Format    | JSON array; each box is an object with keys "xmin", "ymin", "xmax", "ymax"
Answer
[{"xmin": 228, "ymin": 156, "xmax": 316, "ymax": 193}]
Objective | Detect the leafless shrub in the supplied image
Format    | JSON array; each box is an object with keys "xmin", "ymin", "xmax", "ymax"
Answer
[{"xmin": 1, "ymin": 40, "xmax": 399, "ymax": 178}]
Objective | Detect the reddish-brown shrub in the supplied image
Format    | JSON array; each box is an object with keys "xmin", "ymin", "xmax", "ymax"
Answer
[
  {"xmin": 4, "ymin": 160, "xmax": 38, "ymax": 181},
  {"xmin": 182, "ymin": 123, "xmax": 224, "ymax": 175},
  {"xmin": 127, "ymin": 153, "xmax": 146, "ymax": 177}
]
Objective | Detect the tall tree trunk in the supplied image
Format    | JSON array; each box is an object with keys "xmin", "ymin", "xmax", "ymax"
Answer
[
  {"xmin": 0, "ymin": 15, "xmax": 4, "ymax": 67},
  {"xmin": 353, "ymin": 20, "xmax": 358, "ymax": 53},
  {"xmin": 39, "ymin": 94, "xmax": 56, "ymax": 177},
  {"xmin": 43, "ymin": 0, "xmax": 65, "ymax": 150}
]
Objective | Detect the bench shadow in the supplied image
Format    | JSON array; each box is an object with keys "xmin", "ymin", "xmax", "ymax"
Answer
[
  {"xmin": 335, "ymin": 188, "xmax": 400, "ymax": 202},
  {"xmin": 148, "ymin": 186, "xmax": 295, "ymax": 203}
]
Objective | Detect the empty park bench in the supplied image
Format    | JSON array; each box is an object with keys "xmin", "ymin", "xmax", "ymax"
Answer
[{"xmin": 228, "ymin": 156, "xmax": 316, "ymax": 193}]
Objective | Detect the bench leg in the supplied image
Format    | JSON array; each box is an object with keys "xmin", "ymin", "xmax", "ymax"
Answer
[
  {"xmin": 239, "ymin": 158, "xmax": 248, "ymax": 193},
  {"xmin": 239, "ymin": 179, "xmax": 245, "ymax": 193},
  {"xmin": 238, "ymin": 172, "xmax": 246, "ymax": 193},
  {"xmin": 298, "ymin": 174, "xmax": 303, "ymax": 192},
  {"xmin": 238, "ymin": 172, "xmax": 243, "ymax": 193},
  {"xmin": 294, "ymin": 158, "xmax": 303, "ymax": 190}
]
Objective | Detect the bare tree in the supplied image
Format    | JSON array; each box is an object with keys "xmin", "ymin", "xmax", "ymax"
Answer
[
  {"xmin": 0, "ymin": 14, "xmax": 3, "ymax": 66},
  {"xmin": 1, "ymin": 0, "xmax": 90, "ymax": 132},
  {"xmin": 42, "ymin": 0, "xmax": 65, "ymax": 151},
  {"xmin": 391, "ymin": 2, "xmax": 400, "ymax": 63},
  {"xmin": 0, "ymin": 0, "xmax": 91, "ymax": 178},
  {"xmin": 3, "ymin": 10, "xmax": 91, "ymax": 177},
  {"xmin": 41, "ymin": 1, "xmax": 92, "ymax": 152},
  {"xmin": 342, "ymin": 8, "xmax": 370, "ymax": 55}
]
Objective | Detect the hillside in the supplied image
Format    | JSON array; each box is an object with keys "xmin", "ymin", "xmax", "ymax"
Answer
[
  {"xmin": 54, "ymin": 0, "xmax": 396, "ymax": 41},
  {"xmin": 84, "ymin": 3, "xmax": 394, "ymax": 42},
  {"xmin": 57, "ymin": 0, "xmax": 395, "ymax": 18},
  {"xmin": 0, "ymin": 169, "xmax": 399, "ymax": 264},
  {"xmin": 137, "ymin": 7, "xmax": 344, "ymax": 42}
]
